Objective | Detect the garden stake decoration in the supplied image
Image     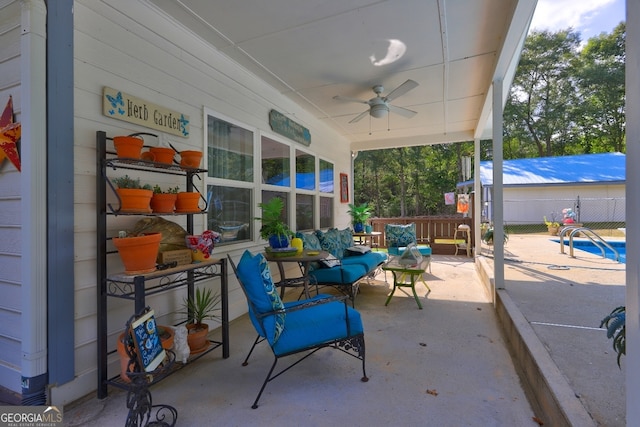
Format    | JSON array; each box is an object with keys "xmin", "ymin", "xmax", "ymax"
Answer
[{"xmin": 185, "ymin": 230, "xmax": 221, "ymax": 261}]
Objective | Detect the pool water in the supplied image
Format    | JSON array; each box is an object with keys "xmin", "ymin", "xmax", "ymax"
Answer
[{"xmin": 557, "ymin": 239, "xmax": 626, "ymax": 263}]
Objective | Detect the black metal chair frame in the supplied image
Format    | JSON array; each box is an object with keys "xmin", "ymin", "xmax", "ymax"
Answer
[{"xmin": 228, "ymin": 254, "xmax": 368, "ymax": 409}]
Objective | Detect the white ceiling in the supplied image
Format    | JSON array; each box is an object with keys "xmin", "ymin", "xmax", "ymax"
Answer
[{"xmin": 149, "ymin": 0, "xmax": 536, "ymax": 151}]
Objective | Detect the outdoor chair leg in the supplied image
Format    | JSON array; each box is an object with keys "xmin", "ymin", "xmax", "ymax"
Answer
[
  {"xmin": 242, "ymin": 335, "xmax": 264, "ymax": 366},
  {"xmin": 252, "ymin": 357, "xmax": 279, "ymax": 409}
]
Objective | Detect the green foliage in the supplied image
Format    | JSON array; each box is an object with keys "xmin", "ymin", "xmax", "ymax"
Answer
[
  {"xmin": 182, "ymin": 287, "xmax": 221, "ymax": 327},
  {"xmin": 153, "ymin": 185, "xmax": 180, "ymax": 194},
  {"xmin": 112, "ymin": 175, "xmax": 151, "ymax": 190},
  {"xmin": 600, "ymin": 306, "xmax": 626, "ymax": 368},
  {"xmin": 347, "ymin": 203, "xmax": 372, "ymax": 225},
  {"xmin": 255, "ymin": 197, "xmax": 292, "ymax": 240}
]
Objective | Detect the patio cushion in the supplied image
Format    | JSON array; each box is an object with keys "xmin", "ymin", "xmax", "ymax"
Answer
[
  {"xmin": 296, "ymin": 231, "xmax": 323, "ymax": 251},
  {"xmin": 236, "ymin": 250, "xmax": 285, "ymax": 343},
  {"xmin": 271, "ymin": 300, "xmax": 363, "ymax": 356},
  {"xmin": 385, "ymin": 223, "xmax": 417, "ymax": 247},
  {"xmin": 316, "ymin": 227, "xmax": 354, "ymax": 259}
]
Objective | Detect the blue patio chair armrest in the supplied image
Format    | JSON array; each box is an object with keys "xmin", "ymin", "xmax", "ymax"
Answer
[{"xmin": 255, "ymin": 294, "xmax": 348, "ymax": 320}]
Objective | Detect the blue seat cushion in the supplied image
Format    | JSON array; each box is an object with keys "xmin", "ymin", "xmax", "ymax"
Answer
[
  {"xmin": 236, "ymin": 250, "xmax": 285, "ymax": 343},
  {"xmin": 309, "ymin": 263, "xmax": 367, "ymax": 284},
  {"xmin": 271, "ymin": 301, "xmax": 363, "ymax": 356},
  {"xmin": 342, "ymin": 252, "xmax": 387, "ymax": 271}
]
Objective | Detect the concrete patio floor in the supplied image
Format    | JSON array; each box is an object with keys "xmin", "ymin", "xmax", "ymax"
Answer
[
  {"xmin": 64, "ymin": 254, "xmax": 539, "ymax": 427},
  {"xmin": 63, "ymin": 234, "xmax": 627, "ymax": 426}
]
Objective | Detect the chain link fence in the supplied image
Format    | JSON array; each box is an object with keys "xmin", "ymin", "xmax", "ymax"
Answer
[{"xmin": 486, "ymin": 196, "xmax": 626, "ymax": 237}]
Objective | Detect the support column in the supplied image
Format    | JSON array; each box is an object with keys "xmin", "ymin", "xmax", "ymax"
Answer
[{"xmin": 492, "ymin": 78, "xmax": 504, "ymax": 292}]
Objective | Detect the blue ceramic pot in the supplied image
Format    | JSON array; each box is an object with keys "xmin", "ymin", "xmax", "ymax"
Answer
[
  {"xmin": 269, "ymin": 234, "xmax": 289, "ymax": 249},
  {"xmin": 353, "ymin": 223, "xmax": 364, "ymax": 233}
]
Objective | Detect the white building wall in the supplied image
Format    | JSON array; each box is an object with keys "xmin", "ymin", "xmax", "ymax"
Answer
[
  {"xmin": 502, "ymin": 184, "xmax": 626, "ymax": 225},
  {"xmin": 0, "ymin": 0, "xmax": 23, "ymax": 395},
  {"xmin": 51, "ymin": 0, "xmax": 354, "ymax": 404}
]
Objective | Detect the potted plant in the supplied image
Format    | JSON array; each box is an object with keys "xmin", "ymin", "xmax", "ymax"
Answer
[
  {"xmin": 347, "ymin": 203, "xmax": 372, "ymax": 233},
  {"xmin": 150, "ymin": 185, "xmax": 180, "ymax": 213},
  {"xmin": 175, "ymin": 191, "xmax": 202, "ymax": 213},
  {"xmin": 181, "ymin": 287, "xmax": 221, "ymax": 354},
  {"xmin": 256, "ymin": 197, "xmax": 292, "ymax": 248},
  {"xmin": 543, "ymin": 215, "xmax": 560, "ymax": 235},
  {"xmin": 112, "ymin": 175, "xmax": 154, "ymax": 213},
  {"xmin": 481, "ymin": 225, "xmax": 509, "ymax": 245},
  {"xmin": 112, "ymin": 230, "xmax": 162, "ymax": 274},
  {"xmin": 601, "ymin": 306, "xmax": 626, "ymax": 368}
]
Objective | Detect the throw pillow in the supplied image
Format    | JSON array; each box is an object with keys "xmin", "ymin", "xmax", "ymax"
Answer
[
  {"xmin": 296, "ymin": 231, "xmax": 323, "ymax": 251},
  {"xmin": 236, "ymin": 250, "xmax": 285, "ymax": 343},
  {"xmin": 385, "ymin": 223, "xmax": 416, "ymax": 247},
  {"xmin": 316, "ymin": 228, "xmax": 344, "ymax": 259}
]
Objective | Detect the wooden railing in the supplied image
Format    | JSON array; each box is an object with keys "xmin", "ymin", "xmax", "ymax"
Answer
[{"xmin": 370, "ymin": 216, "xmax": 473, "ymax": 255}]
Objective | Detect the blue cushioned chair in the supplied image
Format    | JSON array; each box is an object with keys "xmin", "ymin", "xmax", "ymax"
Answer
[
  {"xmin": 228, "ymin": 251, "xmax": 368, "ymax": 409},
  {"xmin": 385, "ymin": 223, "xmax": 432, "ymax": 257}
]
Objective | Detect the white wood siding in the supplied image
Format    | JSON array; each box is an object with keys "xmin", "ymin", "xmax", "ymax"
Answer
[
  {"xmin": 52, "ymin": 0, "xmax": 353, "ymax": 404},
  {"xmin": 0, "ymin": 0, "xmax": 23, "ymax": 394}
]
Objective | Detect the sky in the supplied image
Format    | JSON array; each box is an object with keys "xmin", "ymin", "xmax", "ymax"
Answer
[{"xmin": 530, "ymin": 0, "xmax": 625, "ymax": 40}]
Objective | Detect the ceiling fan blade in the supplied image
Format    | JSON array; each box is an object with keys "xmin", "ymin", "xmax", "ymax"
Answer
[
  {"xmin": 389, "ymin": 104, "xmax": 417, "ymax": 119},
  {"xmin": 333, "ymin": 95, "xmax": 369, "ymax": 105},
  {"xmin": 349, "ymin": 110, "xmax": 370, "ymax": 123},
  {"xmin": 384, "ymin": 79, "xmax": 419, "ymax": 102}
]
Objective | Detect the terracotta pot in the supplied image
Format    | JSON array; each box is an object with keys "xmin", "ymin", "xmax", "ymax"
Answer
[
  {"xmin": 187, "ymin": 323, "xmax": 210, "ymax": 354},
  {"xmin": 150, "ymin": 193, "xmax": 177, "ymax": 213},
  {"xmin": 113, "ymin": 232, "xmax": 162, "ymax": 274},
  {"xmin": 150, "ymin": 147, "xmax": 176, "ymax": 165},
  {"xmin": 158, "ymin": 325, "xmax": 175, "ymax": 350},
  {"xmin": 113, "ymin": 135, "xmax": 144, "ymax": 159},
  {"xmin": 180, "ymin": 150, "xmax": 203, "ymax": 168},
  {"xmin": 116, "ymin": 188, "xmax": 153, "ymax": 213},
  {"xmin": 175, "ymin": 192, "xmax": 201, "ymax": 213},
  {"xmin": 117, "ymin": 332, "xmax": 136, "ymax": 383}
]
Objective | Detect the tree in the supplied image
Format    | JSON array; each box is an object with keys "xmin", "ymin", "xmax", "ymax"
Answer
[
  {"xmin": 575, "ymin": 22, "xmax": 626, "ymax": 153},
  {"xmin": 504, "ymin": 29, "xmax": 582, "ymax": 158}
]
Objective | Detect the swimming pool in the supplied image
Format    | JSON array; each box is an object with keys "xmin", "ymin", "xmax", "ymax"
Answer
[{"xmin": 557, "ymin": 239, "xmax": 626, "ymax": 263}]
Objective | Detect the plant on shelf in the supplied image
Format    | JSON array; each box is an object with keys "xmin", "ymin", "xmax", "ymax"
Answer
[
  {"xmin": 112, "ymin": 175, "xmax": 152, "ymax": 190},
  {"xmin": 600, "ymin": 306, "xmax": 626, "ymax": 368},
  {"xmin": 347, "ymin": 203, "xmax": 372, "ymax": 233},
  {"xmin": 151, "ymin": 185, "xmax": 180, "ymax": 213},
  {"xmin": 111, "ymin": 175, "xmax": 154, "ymax": 214},
  {"xmin": 181, "ymin": 287, "xmax": 221, "ymax": 354},
  {"xmin": 256, "ymin": 197, "xmax": 292, "ymax": 248}
]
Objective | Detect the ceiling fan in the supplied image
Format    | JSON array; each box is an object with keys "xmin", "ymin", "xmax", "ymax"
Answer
[{"xmin": 333, "ymin": 79, "xmax": 419, "ymax": 123}]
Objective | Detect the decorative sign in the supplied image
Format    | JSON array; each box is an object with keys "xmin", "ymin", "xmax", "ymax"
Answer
[
  {"xmin": 269, "ymin": 109, "xmax": 311, "ymax": 146},
  {"xmin": 340, "ymin": 173, "xmax": 349, "ymax": 203},
  {"xmin": 130, "ymin": 309, "xmax": 166, "ymax": 372},
  {"xmin": 103, "ymin": 87, "xmax": 189, "ymax": 137}
]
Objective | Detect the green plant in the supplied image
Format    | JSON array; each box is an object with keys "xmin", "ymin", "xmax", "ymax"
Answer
[
  {"xmin": 347, "ymin": 203, "xmax": 372, "ymax": 225},
  {"xmin": 481, "ymin": 226, "xmax": 509, "ymax": 245},
  {"xmin": 543, "ymin": 216, "xmax": 560, "ymax": 227},
  {"xmin": 152, "ymin": 185, "xmax": 180, "ymax": 194},
  {"xmin": 182, "ymin": 287, "xmax": 221, "ymax": 328},
  {"xmin": 600, "ymin": 306, "xmax": 626, "ymax": 368},
  {"xmin": 113, "ymin": 175, "xmax": 152, "ymax": 190},
  {"xmin": 255, "ymin": 197, "xmax": 292, "ymax": 240}
]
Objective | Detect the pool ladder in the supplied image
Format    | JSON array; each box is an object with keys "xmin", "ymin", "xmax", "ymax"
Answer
[{"xmin": 559, "ymin": 226, "xmax": 620, "ymax": 262}]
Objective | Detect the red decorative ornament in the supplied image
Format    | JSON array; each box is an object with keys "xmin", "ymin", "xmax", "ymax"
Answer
[{"xmin": 185, "ymin": 230, "xmax": 221, "ymax": 259}]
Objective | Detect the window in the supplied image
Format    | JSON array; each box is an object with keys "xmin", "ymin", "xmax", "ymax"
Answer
[
  {"xmin": 319, "ymin": 159, "xmax": 334, "ymax": 194},
  {"xmin": 261, "ymin": 137, "xmax": 290, "ymax": 186},
  {"xmin": 296, "ymin": 194, "xmax": 314, "ymax": 231},
  {"xmin": 206, "ymin": 113, "xmax": 254, "ymax": 244},
  {"xmin": 319, "ymin": 196, "xmax": 333, "ymax": 229},
  {"xmin": 295, "ymin": 149, "xmax": 315, "ymax": 190}
]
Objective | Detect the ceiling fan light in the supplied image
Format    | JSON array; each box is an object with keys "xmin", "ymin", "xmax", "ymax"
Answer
[{"xmin": 370, "ymin": 104, "xmax": 389, "ymax": 118}]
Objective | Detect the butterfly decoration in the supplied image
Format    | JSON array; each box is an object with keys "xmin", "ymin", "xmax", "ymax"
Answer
[
  {"xmin": 0, "ymin": 96, "xmax": 21, "ymax": 172},
  {"xmin": 106, "ymin": 91, "xmax": 125, "ymax": 116},
  {"xmin": 179, "ymin": 114, "xmax": 189, "ymax": 136}
]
